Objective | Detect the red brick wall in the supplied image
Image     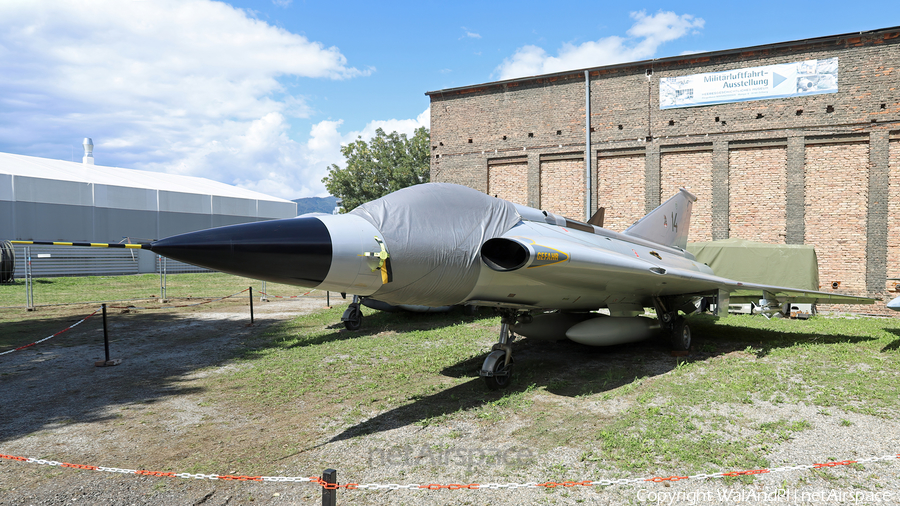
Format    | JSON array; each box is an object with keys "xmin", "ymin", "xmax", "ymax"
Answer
[
  {"xmin": 540, "ymin": 158, "xmax": 585, "ymax": 219},
  {"xmin": 729, "ymin": 146, "xmax": 787, "ymax": 243},
  {"xmin": 597, "ymin": 154, "xmax": 646, "ymax": 232},
  {"xmin": 430, "ymin": 30, "xmax": 900, "ymax": 301},
  {"xmin": 488, "ymin": 161, "xmax": 528, "ymax": 206},
  {"xmin": 661, "ymin": 150, "xmax": 713, "ymax": 242},
  {"xmin": 804, "ymin": 142, "xmax": 869, "ymax": 294}
]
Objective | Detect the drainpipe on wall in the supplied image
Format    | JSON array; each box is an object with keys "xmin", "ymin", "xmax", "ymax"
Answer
[{"xmin": 584, "ymin": 70, "xmax": 592, "ymax": 222}]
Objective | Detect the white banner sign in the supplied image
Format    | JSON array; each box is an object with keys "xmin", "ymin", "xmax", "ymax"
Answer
[{"xmin": 660, "ymin": 58, "xmax": 838, "ymax": 109}]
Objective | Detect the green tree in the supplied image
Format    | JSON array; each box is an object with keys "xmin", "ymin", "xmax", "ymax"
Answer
[{"xmin": 322, "ymin": 127, "xmax": 430, "ymax": 212}]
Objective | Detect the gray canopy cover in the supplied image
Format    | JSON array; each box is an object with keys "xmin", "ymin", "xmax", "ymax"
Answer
[{"xmin": 350, "ymin": 183, "xmax": 521, "ymax": 306}]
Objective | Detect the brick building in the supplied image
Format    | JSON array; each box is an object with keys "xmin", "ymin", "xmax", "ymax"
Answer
[{"xmin": 426, "ymin": 27, "xmax": 900, "ymax": 308}]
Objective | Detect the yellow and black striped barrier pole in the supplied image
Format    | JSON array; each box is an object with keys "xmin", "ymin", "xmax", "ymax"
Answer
[{"xmin": 10, "ymin": 241, "xmax": 150, "ymax": 250}]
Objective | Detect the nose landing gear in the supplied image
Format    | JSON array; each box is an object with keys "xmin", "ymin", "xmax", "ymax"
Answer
[
  {"xmin": 342, "ymin": 295, "xmax": 363, "ymax": 331},
  {"xmin": 480, "ymin": 310, "xmax": 529, "ymax": 390}
]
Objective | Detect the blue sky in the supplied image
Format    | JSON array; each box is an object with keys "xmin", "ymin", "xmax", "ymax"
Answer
[{"xmin": 0, "ymin": 1, "xmax": 895, "ymax": 199}]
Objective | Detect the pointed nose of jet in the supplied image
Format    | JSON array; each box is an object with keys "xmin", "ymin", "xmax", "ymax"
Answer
[{"xmin": 149, "ymin": 217, "xmax": 333, "ymax": 286}]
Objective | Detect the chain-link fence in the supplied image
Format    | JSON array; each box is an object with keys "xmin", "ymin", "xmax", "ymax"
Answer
[{"xmin": 0, "ymin": 243, "xmax": 316, "ymax": 309}]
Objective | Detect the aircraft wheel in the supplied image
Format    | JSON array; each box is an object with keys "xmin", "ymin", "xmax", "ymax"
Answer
[
  {"xmin": 670, "ymin": 317, "xmax": 691, "ymax": 351},
  {"xmin": 343, "ymin": 306, "xmax": 362, "ymax": 331},
  {"xmin": 482, "ymin": 350, "xmax": 512, "ymax": 390}
]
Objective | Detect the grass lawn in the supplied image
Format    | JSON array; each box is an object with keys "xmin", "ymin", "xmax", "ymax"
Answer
[
  {"xmin": 201, "ymin": 307, "xmax": 900, "ymax": 478},
  {"xmin": 3, "ymin": 273, "xmax": 899, "ymax": 483},
  {"xmin": 0, "ymin": 272, "xmax": 315, "ymax": 308}
]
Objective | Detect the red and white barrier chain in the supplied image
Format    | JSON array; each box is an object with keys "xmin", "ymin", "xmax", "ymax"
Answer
[
  {"xmin": 258, "ymin": 290, "xmax": 315, "ymax": 299},
  {"xmin": 0, "ymin": 308, "xmax": 100, "ymax": 356},
  {"xmin": 2, "ymin": 453, "xmax": 897, "ymax": 490},
  {"xmin": 0, "ymin": 454, "xmax": 310, "ymax": 483},
  {"xmin": 109, "ymin": 288, "xmax": 251, "ymax": 310},
  {"xmin": 1, "ymin": 288, "xmax": 261, "ymax": 357}
]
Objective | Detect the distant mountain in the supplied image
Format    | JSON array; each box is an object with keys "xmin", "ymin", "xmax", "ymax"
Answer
[{"xmin": 292, "ymin": 196, "xmax": 339, "ymax": 215}]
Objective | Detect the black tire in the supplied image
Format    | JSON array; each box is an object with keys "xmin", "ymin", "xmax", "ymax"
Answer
[
  {"xmin": 483, "ymin": 351, "xmax": 512, "ymax": 390},
  {"xmin": 670, "ymin": 317, "xmax": 691, "ymax": 351},
  {"xmin": 343, "ymin": 307, "xmax": 362, "ymax": 331},
  {"xmin": 0, "ymin": 241, "xmax": 14, "ymax": 284}
]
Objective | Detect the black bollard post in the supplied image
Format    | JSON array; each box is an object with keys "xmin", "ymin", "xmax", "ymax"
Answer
[
  {"xmin": 102, "ymin": 304, "xmax": 110, "ymax": 362},
  {"xmin": 95, "ymin": 303, "xmax": 121, "ymax": 367},
  {"xmin": 322, "ymin": 468, "xmax": 337, "ymax": 506},
  {"xmin": 249, "ymin": 286, "xmax": 254, "ymax": 325}
]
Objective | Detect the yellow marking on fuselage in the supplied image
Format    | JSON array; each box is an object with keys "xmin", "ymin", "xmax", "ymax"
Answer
[{"xmin": 527, "ymin": 245, "xmax": 569, "ymax": 268}]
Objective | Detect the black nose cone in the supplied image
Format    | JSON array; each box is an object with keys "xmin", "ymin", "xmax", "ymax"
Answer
[{"xmin": 149, "ymin": 217, "xmax": 332, "ymax": 286}]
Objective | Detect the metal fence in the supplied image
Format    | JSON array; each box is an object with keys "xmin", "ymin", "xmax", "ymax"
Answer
[
  {"xmin": 1, "ymin": 244, "xmax": 213, "ymax": 309},
  {"xmin": 11, "ymin": 245, "xmax": 207, "ymax": 279}
]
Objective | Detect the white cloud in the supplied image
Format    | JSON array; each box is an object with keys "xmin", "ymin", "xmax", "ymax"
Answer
[
  {"xmin": 494, "ymin": 10, "xmax": 704, "ymax": 80},
  {"xmin": 461, "ymin": 27, "xmax": 482, "ymax": 39},
  {"xmin": 211, "ymin": 107, "xmax": 430, "ymax": 200},
  {"xmin": 298, "ymin": 109, "xmax": 431, "ymax": 196},
  {"xmin": 0, "ymin": 0, "xmax": 370, "ymax": 199},
  {"xmin": 348, "ymin": 108, "xmax": 431, "ymax": 143}
]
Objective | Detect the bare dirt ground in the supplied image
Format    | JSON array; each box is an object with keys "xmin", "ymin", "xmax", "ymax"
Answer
[
  {"xmin": 1, "ymin": 298, "xmax": 899, "ymax": 505},
  {"xmin": 0, "ymin": 296, "xmax": 339, "ymax": 505}
]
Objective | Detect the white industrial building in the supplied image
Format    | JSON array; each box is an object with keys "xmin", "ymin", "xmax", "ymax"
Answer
[{"xmin": 0, "ymin": 144, "xmax": 297, "ymax": 277}]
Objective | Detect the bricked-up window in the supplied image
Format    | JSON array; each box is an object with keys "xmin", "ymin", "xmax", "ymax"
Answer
[
  {"xmin": 661, "ymin": 150, "xmax": 713, "ymax": 242},
  {"xmin": 488, "ymin": 159, "xmax": 528, "ymax": 206},
  {"xmin": 729, "ymin": 146, "xmax": 787, "ymax": 244},
  {"xmin": 597, "ymin": 154, "xmax": 645, "ymax": 232},
  {"xmin": 887, "ymin": 139, "xmax": 900, "ymax": 284},
  {"xmin": 540, "ymin": 157, "xmax": 585, "ymax": 218},
  {"xmin": 805, "ymin": 142, "xmax": 869, "ymax": 296}
]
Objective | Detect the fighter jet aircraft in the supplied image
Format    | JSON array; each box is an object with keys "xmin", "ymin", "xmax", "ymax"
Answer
[{"xmin": 14, "ymin": 183, "xmax": 877, "ymax": 389}]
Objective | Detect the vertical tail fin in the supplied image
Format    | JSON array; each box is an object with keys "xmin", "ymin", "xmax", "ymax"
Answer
[{"xmin": 622, "ymin": 188, "xmax": 696, "ymax": 250}]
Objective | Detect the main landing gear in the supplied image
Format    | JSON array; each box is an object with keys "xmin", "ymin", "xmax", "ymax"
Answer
[
  {"xmin": 654, "ymin": 296, "xmax": 691, "ymax": 351},
  {"xmin": 480, "ymin": 310, "xmax": 531, "ymax": 390}
]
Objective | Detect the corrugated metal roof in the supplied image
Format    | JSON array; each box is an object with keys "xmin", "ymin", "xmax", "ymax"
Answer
[{"xmin": 0, "ymin": 152, "xmax": 292, "ymax": 203}]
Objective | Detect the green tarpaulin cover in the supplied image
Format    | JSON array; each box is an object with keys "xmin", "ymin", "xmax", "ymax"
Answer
[{"xmin": 687, "ymin": 238, "xmax": 819, "ymax": 291}]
